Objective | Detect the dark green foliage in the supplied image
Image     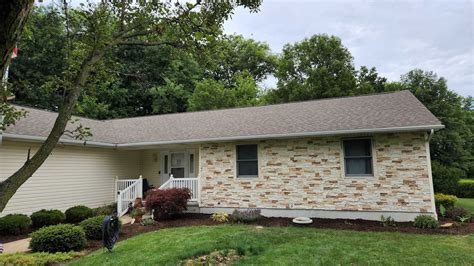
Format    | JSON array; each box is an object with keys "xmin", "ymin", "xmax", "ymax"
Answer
[
  {"xmin": 31, "ymin": 209, "xmax": 65, "ymax": 227},
  {"xmin": 445, "ymin": 207, "xmax": 471, "ymax": 222},
  {"xmin": 231, "ymin": 209, "xmax": 261, "ymax": 223},
  {"xmin": 457, "ymin": 179, "xmax": 474, "ymax": 198},
  {"xmin": 79, "ymin": 215, "xmax": 105, "ymax": 240},
  {"xmin": 432, "ymin": 161, "xmax": 464, "ymax": 195},
  {"xmin": 79, "ymin": 215, "xmax": 121, "ymax": 240},
  {"xmin": 92, "ymin": 203, "xmax": 117, "ymax": 216},
  {"xmin": 65, "ymin": 205, "xmax": 94, "ymax": 223},
  {"xmin": 0, "ymin": 214, "xmax": 31, "ymax": 235},
  {"xmin": 29, "ymin": 224, "xmax": 87, "ymax": 252},
  {"xmin": 413, "ymin": 215, "xmax": 439, "ymax": 229},
  {"xmin": 273, "ymin": 34, "xmax": 357, "ymax": 102}
]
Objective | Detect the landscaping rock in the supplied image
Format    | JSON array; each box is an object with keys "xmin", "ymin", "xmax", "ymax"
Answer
[{"xmin": 440, "ymin": 223, "xmax": 453, "ymax": 228}]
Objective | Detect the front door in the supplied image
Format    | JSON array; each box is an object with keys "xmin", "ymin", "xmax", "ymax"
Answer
[
  {"xmin": 170, "ymin": 152, "xmax": 186, "ymax": 178},
  {"xmin": 160, "ymin": 149, "xmax": 196, "ymax": 186}
]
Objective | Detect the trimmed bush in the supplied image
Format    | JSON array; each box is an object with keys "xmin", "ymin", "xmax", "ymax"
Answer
[
  {"xmin": 92, "ymin": 203, "xmax": 117, "ymax": 216},
  {"xmin": 65, "ymin": 205, "xmax": 94, "ymax": 223},
  {"xmin": 457, "ymin": 179, "xmax": 474, "ymax": 198},
  {"xmin": 79, "ymin": 215, "xmax": 121, "ymax": 240},
  {"xmin": 432, "ymin": 161, "xmax": 465, "ymax": 195},
  {"xmin": 231, "ymin": 209, "xmax": 261, "ymax": 223},
  {"xmin": 145, "ymin": 188, "xmax": 191, "ymax": 220},
  {"xmin": 413, "ymin": 215, "xmax": 439, "ymax": 229},
  {"xmin": 445, "ymin": 207, "xmax": 471, "ymax": 222},
  {"xmin": 31, "ymin": 209, "xmax": 65, "ymax": 228},
  {"xmin": 0, "ymin": 214, "xmax": 31, "ymax": 235},
  {"xmin": 434, "ymin": 193, "xmax": 458, "ymax": 211},
  {"xmin": 30, "ymin": 224, "xmax": 87, "ymax": 252}
]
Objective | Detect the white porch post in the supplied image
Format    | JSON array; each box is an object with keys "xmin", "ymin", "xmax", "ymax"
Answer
[{"xmin": 138, "ymin": 175, "xmax": 143, "ymax": 198}]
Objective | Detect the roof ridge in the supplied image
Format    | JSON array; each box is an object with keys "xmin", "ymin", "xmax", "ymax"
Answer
[
  {"xmin": 106, "ymin": 90, "xmax": 410, "ymax": 122},
  {"xmin": 10, "ymin": 90, "xmax": 409, "ymax": 122}
]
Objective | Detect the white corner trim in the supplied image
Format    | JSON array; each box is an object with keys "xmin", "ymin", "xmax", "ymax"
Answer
[{"xmin": 425, "ymin": 132, "xmax": 438, "ymax": 219}]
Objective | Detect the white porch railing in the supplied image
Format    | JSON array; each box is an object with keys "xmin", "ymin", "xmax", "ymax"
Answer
[
  {"xmin": 116, "ymin": 176, "xmax": 143, "ymax": 217},
  {"xmin": 159, "ymin": 175, "xmax": 199, "ymax": 201}
]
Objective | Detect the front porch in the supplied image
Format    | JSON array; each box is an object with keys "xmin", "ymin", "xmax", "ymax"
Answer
[{"xmin": 113, "ymin": 145, "xmax": 200, "ymax": 216}]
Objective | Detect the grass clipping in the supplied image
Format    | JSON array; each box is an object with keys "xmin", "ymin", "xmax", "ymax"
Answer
[{"xmin": 179, "ymin": 249, "xmax": 240, "ymax": 265}]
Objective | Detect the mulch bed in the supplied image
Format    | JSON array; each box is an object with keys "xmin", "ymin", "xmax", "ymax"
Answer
[{"xmin": 84, "ymin": 213, "xmax": 474, "ymax": 252}]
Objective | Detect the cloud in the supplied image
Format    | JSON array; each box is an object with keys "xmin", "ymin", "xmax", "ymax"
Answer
[{"xmin": 224, "ymin": 0, "xmax": 473, "ymax": 96}]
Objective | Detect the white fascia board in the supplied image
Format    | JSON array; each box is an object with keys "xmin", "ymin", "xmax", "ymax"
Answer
[
  {"xmin": 1, "ymin": 133, "xmax": 117, "ymax": 148},
  {"xmin": 2, "ymin": 124, "xmax": 444, "ymax": 149},
  {"xmin": 116, "ymin": 124, "xmax": 445, "ymax": 148}
]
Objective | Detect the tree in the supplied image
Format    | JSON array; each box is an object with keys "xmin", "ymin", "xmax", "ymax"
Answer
[
  {"xmin": 0, "ymin": 0, "xmax": 262, "ymax": 212},
  {"xmin": 0, "ymin": 0, "xmax": 35, "ymax": 131},
  {"xmin": 271, "ymin": 34, "xmax": 356, "ymax": 103},
  {"xmin": 355, "ymin": 66, "xmax": 387, "ymax": 94},
  {"xmin": 188, "ymin": 73, "xmax": 260, "ymax": 111},
  {"xmin": 399, "ymin": 69, "xmax": 474, "ymax": 174},
  {"xmin": 200, "ymin": 34, "xmax": 277, "ymax": 86}
]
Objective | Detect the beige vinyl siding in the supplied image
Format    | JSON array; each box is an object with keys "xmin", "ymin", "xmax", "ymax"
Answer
[
  {"xmin": 140, "ymin": 150, "xmax": 161, "ymax": 187},
  {"xmin": 0, "ymin": 140, "xmax": 140, "ymax": 216}
]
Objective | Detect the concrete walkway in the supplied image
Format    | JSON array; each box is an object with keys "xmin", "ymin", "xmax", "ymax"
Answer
[{"xmin": 3, "ymin": 238, "xmax": 31, "ymax": 254}]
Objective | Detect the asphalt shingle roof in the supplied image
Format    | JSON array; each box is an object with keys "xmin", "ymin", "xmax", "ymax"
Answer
[{"xmin": 4, "ymin": 91, "xmax": 443, "ymax": 145}]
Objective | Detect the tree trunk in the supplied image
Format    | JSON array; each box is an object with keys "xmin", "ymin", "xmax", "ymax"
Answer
[
  {"xmin": 0, "ymin": 0, "xmax": 34, "ymax": 92},
  {"xmin": 0, "ymin": 48, "xmax": 108, "ymax": 212}
]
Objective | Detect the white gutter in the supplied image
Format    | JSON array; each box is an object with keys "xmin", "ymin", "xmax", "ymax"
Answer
[
  {"xmin": 2, "ymin": 124, "xmax": 444, "ymax": 149},
  {"xmin": 2, "ymin": 133, "xmax": 117, "ymax": 148},
  {"xmin": 116, "ymin": 124, "xmax": 445, "ymax": 148},
  {"xmin": 427, "ymin": 129, "xmax": 434, "ymax": 142}
]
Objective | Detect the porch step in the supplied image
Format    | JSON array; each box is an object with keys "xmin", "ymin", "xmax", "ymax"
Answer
[{"xmin": 185, "ymin": 201, "xmax": 200, "ymax": 213}]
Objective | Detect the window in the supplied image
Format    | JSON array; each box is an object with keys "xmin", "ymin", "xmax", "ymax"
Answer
[
  {"xmin": 164, "ymin": 155, "xmax": 168, "ymax": 174},
  {"xmin": 343, "ymin": 139, "xmax": 373, "ymax": 176},
  {"xmin": 189, "ymin": 153, "xmax": 195, "ymax": 176},
  {"xmin": 236, "ymin": 144, "xmax": 258, "ymax": 177}
]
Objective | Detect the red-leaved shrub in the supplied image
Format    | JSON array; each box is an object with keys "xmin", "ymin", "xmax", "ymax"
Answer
[{"xmin": 145, "ymin": 188, "xmax": 191, "ymax": 220}]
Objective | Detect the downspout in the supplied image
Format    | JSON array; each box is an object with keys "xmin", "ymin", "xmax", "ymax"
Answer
[{"xmin": 427, "ymin": 129, "xmax": 434, "ymax": 142}]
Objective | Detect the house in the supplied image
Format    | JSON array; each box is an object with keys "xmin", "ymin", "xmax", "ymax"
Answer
[{"xmin": 0, "ymin": 91, "xmax": 444, "ymax": 221}]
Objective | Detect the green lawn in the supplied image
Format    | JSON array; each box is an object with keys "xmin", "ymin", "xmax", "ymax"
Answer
[
  {"xmin": 69, "ymin": 225, "xmax": 474, "ymax": 265},
  {"xmin": 456, "ymin": 198, "xmax": 474, "ymax": 213}
]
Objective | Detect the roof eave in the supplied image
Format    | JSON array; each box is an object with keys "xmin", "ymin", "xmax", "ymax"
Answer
[{"xmin": 1, "ymin": 124, "xmax": 444, "ymax": 149}]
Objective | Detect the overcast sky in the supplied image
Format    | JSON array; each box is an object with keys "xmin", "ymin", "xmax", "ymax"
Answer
[{"xmin": 224, "ymin": 0, "xmax": 473, "ymax": 96}]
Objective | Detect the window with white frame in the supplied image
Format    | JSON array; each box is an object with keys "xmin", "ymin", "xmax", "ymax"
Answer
[
  {"xmin": 236, "ymin": 144, "xmax": 258, "ymax": 177},
  {"xmin": 343, "ymin": 138, "xmax": 373, "ymax": 176}
]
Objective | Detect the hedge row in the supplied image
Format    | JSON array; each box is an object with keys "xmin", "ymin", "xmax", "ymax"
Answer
[{"xmin": 457, "ymin": 179, "xmax": 474, "ymax": 198}]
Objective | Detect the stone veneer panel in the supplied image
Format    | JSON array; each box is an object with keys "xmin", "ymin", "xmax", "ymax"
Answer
[{"xmin": 199, "ymin": 132, "xmax": 434, "ymax": 214}]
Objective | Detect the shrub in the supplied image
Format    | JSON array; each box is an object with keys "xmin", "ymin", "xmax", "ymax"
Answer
[
  {"xmin": 92, "ymin": 203, "xmax": 117, "ymax": 216},
  {"xmin": 432, "ymin": 161, "xmax": 465, "ymax": 195},
  {"xmin": 231, "ymin": 209, "xmax": 261, "ymax": 223},
  {"xmin": 434, "ymin": 193, "xmax": 458, "ymax": 211},
  {"xmin": 380, "ymin": 215, "xmax": 396, "ymax": 227},
  {"xmin": 145, "ymin": 188, "xmax": 191, "ymax": 220},
  {"xmin": 0, "ymin": 252, "xmax": 81, "ymax": 266},
  {"xmin": 30, "ymin": 224, "xmax": 87, "ymax": 252},
  {"xmin": 80, "ymin": 215, "xmax": 106, "ymax": 240},
  {"xmin": 211, "ymin": 212, "xmax": 230, "ymax": 223},
  {"xmin": 65, "ymin": 205, "xmax": 94, "ymax": 223},
  {"xmin": 140, "ymin": 218, "xmax": 156, "ymax": 226},
  {"xmin": 457, "ymin": 179, "xmax": 474, "ymax": 198},
  {"xmin": 413, "ymin": 215, "xmax": 439, "ymax": 229},
  {"xmin": 445, "ymin": 207, "xmax": 471, "ymax": 222},
  {"xmin": 31, "ymin": 209, "xmax": 65, "ymax": 228},
  {"xmin": 0, "ymin": 214, "xmax": 31, "ymax": 235}
]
